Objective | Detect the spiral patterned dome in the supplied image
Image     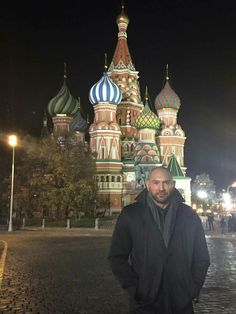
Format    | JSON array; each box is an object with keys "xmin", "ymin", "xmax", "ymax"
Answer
[
  {"xmin": 154, "ymin": 80, "xmax": 181, "ymax": 110},
  {"xmin": 134, "ymin": 99, "xmax": 160, "ymax": 130},
  {"xmin": 48, "ymin": 80, "xmax": 79, "ymax": 116},
  {"xmin": 89, "ymin": 72, "xmax": 122, "ymax": 105}
]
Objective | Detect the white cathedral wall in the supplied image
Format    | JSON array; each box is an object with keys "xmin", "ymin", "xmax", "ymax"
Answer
[{"xmin": 174, "ymin": 178, "xmax": 192, "ymax": 206}]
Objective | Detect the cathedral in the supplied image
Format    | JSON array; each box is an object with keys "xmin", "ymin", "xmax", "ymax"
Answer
[{"xmin": 46, "ymin": 6, "xmax": 191, "ymax": 215}]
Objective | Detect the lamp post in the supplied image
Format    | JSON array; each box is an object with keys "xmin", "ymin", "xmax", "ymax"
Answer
[{"xmin": 8, "ymin": 135, "xmax": 17, "ymax": 232}]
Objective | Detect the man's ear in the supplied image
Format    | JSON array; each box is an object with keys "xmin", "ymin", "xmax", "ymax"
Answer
[{"xmin": 172, "ymin": 180, "xmax": 176, "ymax": 188}]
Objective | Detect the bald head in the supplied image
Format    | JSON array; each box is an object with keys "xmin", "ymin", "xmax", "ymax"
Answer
[{"xmin": 147, "ymin": 167, "xmax": 173, "ymax": 181}]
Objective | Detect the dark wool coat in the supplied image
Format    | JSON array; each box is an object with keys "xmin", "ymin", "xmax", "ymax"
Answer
[{"xmin": 108, "ymin": 189, "xmax": 210, "ymax": 314}]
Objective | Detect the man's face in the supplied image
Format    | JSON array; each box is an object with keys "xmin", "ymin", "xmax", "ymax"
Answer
[{"xmin": 146, "ymin": 169, "xmax": 175, "ymax": 208}]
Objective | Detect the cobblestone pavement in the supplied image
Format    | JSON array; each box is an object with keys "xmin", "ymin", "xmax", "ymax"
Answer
[{"xmin": 0, "ymin": 229, "xmax": 236, "ymax": 313}]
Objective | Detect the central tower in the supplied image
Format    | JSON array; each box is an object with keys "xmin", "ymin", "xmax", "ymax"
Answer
[{"xmin": 108, "ymin": 5, "xmax": 143, "ymax": 160}]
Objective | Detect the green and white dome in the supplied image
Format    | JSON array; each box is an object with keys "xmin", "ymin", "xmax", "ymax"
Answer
[{"xmin": 48, "ymin": 80, "xmax": 79, "ymax": 116}]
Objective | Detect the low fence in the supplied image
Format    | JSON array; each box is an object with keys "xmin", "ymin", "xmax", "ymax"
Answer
[
  {"xmin": 95, "ymin": 218, "xmax": 117, "ymax": 230},
  {"xmin": 0, "ymin": 216, "xmax": 117, "ymax": 231}
]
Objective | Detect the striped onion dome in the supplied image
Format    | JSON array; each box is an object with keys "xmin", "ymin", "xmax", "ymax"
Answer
[
  {"xmin": 70, "ymin": 111, "xmax": 88, "ymax": 133},
  {"xmin": 48, "ymin": 80, "xmax": 79, "ymax": 116},
  {"xmin": 89, "ymin": 72, "xmax": 122, "ymax": 105},
  {"xmin": 134, "ymin": 95, "xmax": 160, "ymax": 130},
  {"xmin": 154, "ymin": 80, "xmax": 180, "ymax": 110}
]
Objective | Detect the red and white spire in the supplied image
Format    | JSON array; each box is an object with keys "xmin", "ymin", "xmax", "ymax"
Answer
[{"xmin": 108, "ymin": 4, "xmax": 141, "ymax": 106}]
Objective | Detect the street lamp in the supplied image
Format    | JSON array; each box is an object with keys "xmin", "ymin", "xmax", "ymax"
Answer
[{"xmin": 8, "ymin": 134, "xmax": 17, "ymax": 232}]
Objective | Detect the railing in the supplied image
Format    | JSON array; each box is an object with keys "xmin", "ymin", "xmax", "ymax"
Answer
[{"xmin": 0, "ymin": 216, "xmax": 117, "ymax": 230}]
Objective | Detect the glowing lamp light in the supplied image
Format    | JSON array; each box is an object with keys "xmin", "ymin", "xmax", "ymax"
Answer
[
  {"xmin": 223, "ymin": 192, "xmax": 232, "ymax": 211},
  {"xmin": 197, "ymin": 208, "xmax": 203, "ymax": 214},
  {"xmin": 197, "ymin": 190, "xmax": 207, "ymax": 199},
  {"xmin": 223, "ymin": 192, "xmax": 231, "ymax": 202},
  {"xmin": 8, "ymin": 135, "xmax": 17, "ymax": 147},
  {"xmin": 192, "ymin": 203, "xmax": 197, "ymax": 210}
]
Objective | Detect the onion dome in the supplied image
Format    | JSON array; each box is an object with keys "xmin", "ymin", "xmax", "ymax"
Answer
[
  {"xmin": 69, "ymin": 98, "xmax": 89, "ymax": 133},
  {"xmin": 155, "ymin": 65, "xmax": 180, "ymax": 110},
  {"xmin": 116, "ymin": 5, "xmax": 129, "ymax": 25},
  {"xmin": 134, "ymin": 88, "xmax": 160, "ymax": 129},
  {"xmin": 70, "ymin": 111, "xmax": 88, "ymax": 133},
  {"xmin": 89, "ymin": 72, "xmax": 122, "ymax": 105},
  {"xmin": 48, "ymin": 64, "xmax": 79, "ymax": 116},
  {"xmin": 48, "ymin": 80, "xmax": 79, "ymax": 116}
]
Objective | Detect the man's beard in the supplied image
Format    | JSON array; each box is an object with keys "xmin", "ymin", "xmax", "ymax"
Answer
[{"xmin": 149, "ymin": 190, "xmax": 172, "ymax": 205}]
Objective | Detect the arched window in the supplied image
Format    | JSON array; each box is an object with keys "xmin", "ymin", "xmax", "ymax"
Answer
[
  {"xmin": 111, "ymin": 176, "xmax": 115, "ymax": 182},
  {"xmin": 106, "ymin": 176, "xmax": 109, "ymax": 182}
]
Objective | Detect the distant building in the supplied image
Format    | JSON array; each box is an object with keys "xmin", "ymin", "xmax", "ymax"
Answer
[{"xmin": 45, "ymin": 6, "xmax": 191, "ymax": 214}]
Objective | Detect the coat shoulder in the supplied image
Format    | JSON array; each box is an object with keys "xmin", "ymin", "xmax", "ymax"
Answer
[
  {"xmin": 122, "ymin": 202, "xmax": 143, "ymax": 217},
  {"xmin": 114, "ymin": 202, "xmax": 143, "ymax": 229},
  {"xmin": 178, "ymin": 203, "xmax": 202, "ymax": 223}
]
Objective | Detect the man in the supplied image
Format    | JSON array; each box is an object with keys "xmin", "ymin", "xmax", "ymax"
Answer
[
  {"xmin": 207, "ymin": 214, "xmax": 214, "ymax": 231},
  {"xmin": 108, "ymin": 167, "xmax": 210, "ymax": 313}
]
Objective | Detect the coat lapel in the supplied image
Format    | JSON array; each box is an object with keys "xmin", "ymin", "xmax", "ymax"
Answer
[{"xmin": 166, "ymin": 204, "xmax": 180, "ymax": 256}]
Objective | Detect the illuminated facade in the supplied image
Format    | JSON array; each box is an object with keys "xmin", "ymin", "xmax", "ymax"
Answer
[{"xmin": 47, "ymin": 7, "xmax": 191, "ymax": 213}]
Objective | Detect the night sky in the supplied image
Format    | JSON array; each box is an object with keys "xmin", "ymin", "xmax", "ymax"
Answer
[{"xmin": 0, "ymin": 0, "xmax": 236, "ymax": 190}]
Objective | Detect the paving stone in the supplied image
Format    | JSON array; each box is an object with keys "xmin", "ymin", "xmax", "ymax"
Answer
[{"xmin": 0, "ymin": 230, "xmax": 236, "ymax": 313}]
